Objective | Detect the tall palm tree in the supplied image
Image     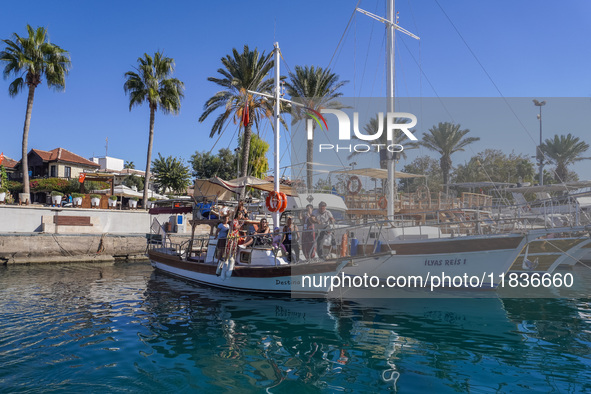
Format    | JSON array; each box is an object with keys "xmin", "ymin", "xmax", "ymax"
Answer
[
  {"xmin": 1, "ymin": 25, "xmax": 71, "ymax": 198},
  {"xmin": 199, "ymin": 45, "xmax": 275, "ymax": 178},
  {"xmin": 124, "ymin": 52, "xmax": 184, "ymax": 208},
  {"xmin": 285, "ymin": 65, "xmax": 347, "ymax": 191},
  {"xmin": 540, "ymin": 133, "xmax": 590, "ymax": 182},
  {"xmin": 348, "ymin": 115, "xmax": 416, "ymax": 168},
  {"xmin": 418, "ymin": 122, "xmax": 479, "ymax": 191}
]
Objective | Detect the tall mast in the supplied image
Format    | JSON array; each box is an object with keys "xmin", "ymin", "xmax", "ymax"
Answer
[
  {"xmin": 386, "ymin": 0, "xmax": 396, "ymax": 219},
  {"xmin": 273, "ymin": 42, "xmax": 281, "ymax": 228},
  {"xmin": 357, "ymin": 1, "xmax": 419, "ymax": 220}
]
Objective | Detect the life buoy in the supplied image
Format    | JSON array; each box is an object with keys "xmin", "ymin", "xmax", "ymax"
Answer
[
  {"xmin": 266, "ymin": 191, "xmax": 287, "ymax": 212},
  {"xmin": 346, "ymin": 176, "xmax": 362, "ymax": 195},
  {"xmin": 378, "ymin": 196, "xmax": 387, "ymax": 210}
]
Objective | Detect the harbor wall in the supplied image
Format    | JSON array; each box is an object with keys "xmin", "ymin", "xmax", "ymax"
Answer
[
  {"xmin": 0, "ymin": 205, "xmax": 212, "ymax": 264},
  {"xmin": 0, "ymin": 205, "xmax": 190, "ymax": 234},
  {"xmin": 0, "ymin": 233, "xmax": 193, "ymax": 264}
]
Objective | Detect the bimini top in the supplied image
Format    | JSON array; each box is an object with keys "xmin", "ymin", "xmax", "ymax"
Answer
[{"xmin": 331, "ymin": 168, "xmax": 425, "ymax": 179}]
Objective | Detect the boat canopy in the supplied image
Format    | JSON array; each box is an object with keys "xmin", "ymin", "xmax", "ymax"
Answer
[
  {"xmin": 195, "ymin": 176, "xmax": 297, "ymax": 197},
  {"xmin": 331, "ymin": 168, "xmax": 425, "ymax": 179}
]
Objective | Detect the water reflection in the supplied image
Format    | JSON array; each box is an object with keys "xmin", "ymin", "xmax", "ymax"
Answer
[{"xmin": 0, "ymin": 262, "xmax": 590, "ymax": 392}]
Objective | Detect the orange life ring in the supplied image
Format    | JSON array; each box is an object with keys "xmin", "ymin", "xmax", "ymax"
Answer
[
  {"xmin": 378, "ymin": 196, "xmax": 387, "ymax": 210},
  {"xmin": 266, "ymin": 191, "xmax": 287, "ymax": 212},
  {"xmin": 346, "ymin": 176, "xmax": 362, "ymax": 195},
  {"xmin": 278, "ymin": 192, "xmax": 287, "ymax": 213}
]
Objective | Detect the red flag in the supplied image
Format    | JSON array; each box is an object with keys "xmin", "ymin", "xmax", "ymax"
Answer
[
  {"xmin": 78, "ymin": 173, "xmax": 86, "ymax": 183},
  {"xmin": 242, "ymin": 102, "xmax": 249, "ymax": 127},
  {"xmin": 0, "ymin": 152, "xmax": 4, "ymax": 165}
]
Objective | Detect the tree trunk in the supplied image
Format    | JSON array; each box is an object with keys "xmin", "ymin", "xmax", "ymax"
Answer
[
  {"xmin": 440, "ymin": 155, "xmax": 452, "ymax": 195},
  {"xmin": 143, "ymin": 106, "xmax": 155, "ymax": 210},
  {"xmin": 21, "ymin": 85, "xmax": 36, "ymax": 196},
  {"xmin": 556, "ymin": 162, "xmax": 567, "ymax": 183},
  {"xmin": 307, "ymin": 136, "xmax": 314, "ymax": 192},
  {"xmin": 240, "ymin": 120, "xmax": 252, "ymax": 178}
]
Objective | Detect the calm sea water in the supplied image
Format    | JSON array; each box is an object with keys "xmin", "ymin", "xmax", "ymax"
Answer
[{"xmin": 1, "ymin": 261, "xmax": 590, "ymax": 393}]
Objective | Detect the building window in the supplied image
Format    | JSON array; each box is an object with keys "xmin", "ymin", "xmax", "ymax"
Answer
[
  {"xmin": 50, "ymin": 165, "xmax": 56, "ymax": 177},
  {"xmin": 65, "ymin": 166, "xmax": 71, "ymax": 179}
]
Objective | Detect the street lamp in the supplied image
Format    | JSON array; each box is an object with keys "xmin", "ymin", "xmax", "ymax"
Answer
[{"xmin": 533, "ymin": 99, "xmax": 546, "ymax": 185}]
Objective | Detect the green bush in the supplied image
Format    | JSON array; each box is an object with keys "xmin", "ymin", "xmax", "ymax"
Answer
[
  {"xmin": 109, "ymin": 195, "xmax": 118, "ymax": 201},
  {"xmin": 148, "ymin": 197, "xmax": 157, "ymax": 201},
  {"xmin": 7, "ymin": 180, "xmax": 22, "ymax": 193},
  {"xmin": 0, "ymin": 165, "xmax": 8, "ymax": 193},
  {"xmin": 71, "ymin": 193, "xmax": 83, "ymax": 198},
  {"xmin": 90, "ymin": 194, "xmax": 101, "ymax": 199},
  {"xmin": 131, "ymin": 196, "xmax": 140, "ymax": 201},
  {"xmin": 30, "ymin": 178, "xmax": 70, "ymax": 192},
  {"xmin": 50, "ymin": 191, "xmax": 64, "ymax": 197}
]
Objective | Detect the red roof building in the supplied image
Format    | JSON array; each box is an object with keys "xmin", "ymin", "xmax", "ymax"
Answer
[{"xmin": 25, "ymin": 148, "xmax": 100, "ymax": 179}]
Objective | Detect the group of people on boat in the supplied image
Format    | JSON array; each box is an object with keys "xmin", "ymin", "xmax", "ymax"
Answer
[{"xmin": 213, "ymin": 200, "xmax": 336, "ymax": 263}]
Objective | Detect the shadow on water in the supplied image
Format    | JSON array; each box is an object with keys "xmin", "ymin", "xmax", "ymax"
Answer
[{"xmin": 0, "ymin": 262, "xmax": 590, "ymax": 392}]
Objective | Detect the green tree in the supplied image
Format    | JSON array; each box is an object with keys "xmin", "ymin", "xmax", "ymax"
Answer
[
  {"xmin": 453, "ymin": 150, "xmax": 535, "ymax": 184},
  {"xmin": 540, "ymin": 133, "xmax": 590, "ymax": 182},
  {"xmin": 199, "ymin": 45, "xmax": 275, "ymax": 179},
  {"xmin": 285, "ymin": 65, "xmax": 347, "ymax": 191},
  {"xmin": 124, "ymin": 51, "xmax": 184, "ymax": 208},
  {"xmin": 417, "ymin": 122, "xmax": 480, "ymax": 191},
  {"xmin": 399, "ymin": 156, "xmax": 443, "ymax": 193},
  {"xmin": 191, "ymin": 148, "xmax": 237, "ymax": 180},
  {"xmin": 1, "ymin": 25, "xmax": 71, "ymax": 197},
  {"xmin": 124, "ymin": 161, "xmax": 135, "ymax": 169},
  {"xmin": 238, "ymin": 133, "xmax": 269, "ymax": 179},
  {"xmin": 122, "ymin": 174, "xmax": 145, "ymax": 191},
  {"xmin": 151, "ymin": 153, "xmax": 191, "ymax": 194}
]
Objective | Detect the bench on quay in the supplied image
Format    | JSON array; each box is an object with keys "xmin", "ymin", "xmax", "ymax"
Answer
[{"xmin": 53, "ymin": 216, "xmax": 93, "ymax": 226}]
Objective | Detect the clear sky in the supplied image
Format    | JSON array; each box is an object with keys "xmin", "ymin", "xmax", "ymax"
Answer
[{"xmin": 1, "ymin": 0, "xmax": 590, "ymax": 180}]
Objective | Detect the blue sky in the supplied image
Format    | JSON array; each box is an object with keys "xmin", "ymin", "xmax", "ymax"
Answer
[{"xmin": 1, "ymin": 0, "xmax": 590, "ymax": 180}]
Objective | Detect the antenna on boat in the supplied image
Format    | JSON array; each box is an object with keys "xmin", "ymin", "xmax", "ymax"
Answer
[{"xmin": 357, "ymin": 1, "xmax": 420, "ymax": 219}]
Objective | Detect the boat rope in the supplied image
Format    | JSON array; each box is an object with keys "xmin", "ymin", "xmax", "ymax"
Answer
[
  {"xmin": 434, "ymin": 0, "xmax": 569, "ymax": 195},
  {"xmin": 97, "ymin": 233, "xmax": 107, "ymax": 254},
  {"xmin": 326, "ymin": 0, "xmax": 362, "ymax": 72},
  {"xmin": 51, "ymin": 234, "xmax": 74, "ymax": 257}
]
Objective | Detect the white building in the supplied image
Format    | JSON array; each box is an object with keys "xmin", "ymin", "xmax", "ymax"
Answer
[{"xmin": 91, "ymin": 156, "xmax": 125, "ymax": 172}]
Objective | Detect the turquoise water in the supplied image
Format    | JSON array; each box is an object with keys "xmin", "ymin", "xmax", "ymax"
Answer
[{"xmin": 1, "ymin": 262, "xmax": 590, "ymax": 393}]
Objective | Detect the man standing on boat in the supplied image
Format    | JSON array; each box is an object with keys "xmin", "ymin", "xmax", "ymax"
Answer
[{"xmin": 315, "ymin": 201, "xmax": 335, "ymax": 259}]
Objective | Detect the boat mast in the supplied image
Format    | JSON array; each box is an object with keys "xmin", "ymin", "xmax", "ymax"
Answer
[
  {"xmin": 386, "ymin": 0, "xmax": 396, "ymax": 220},
  {"xmin": 273, "ymin": 42, "xmax": 281, "ymax": 228},
  {"xmin": 357, "ymin": 1, "xmax": 419, "ymax": 219}
]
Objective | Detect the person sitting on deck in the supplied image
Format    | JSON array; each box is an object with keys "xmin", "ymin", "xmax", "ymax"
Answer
[{"xmin": 240, "ymin": 218, "xmax": 271, "ymax": 248}]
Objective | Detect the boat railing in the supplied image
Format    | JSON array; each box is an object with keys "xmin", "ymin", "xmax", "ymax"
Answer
[{"xmin": 149, "ymin": 217, "xmax": 174, "ymax": 249}]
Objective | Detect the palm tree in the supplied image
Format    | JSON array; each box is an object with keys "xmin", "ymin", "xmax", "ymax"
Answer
[
  {"xmin": 124, "ymin": 52, "xmax": 184, "ymax": 208},
  {"xmin": 418, "ymin": 122, "xmax": 479, "ymax": 191},
  {"xmin": 124, "ymin": 161, "xmax": 135, "ymax": 169},
  {"xmin": 1, "ymin": 25, "xmax": 71, "ymax": 198},
  {"xmin": 540, "ymin": 133, "xmax": 590, "ymax": 182},
  {"xmin": 285, "ymin": 65, "xmax": 347, "ymax": 191},
  {"xmin": 348, "ymin": 115, "xmax": 416, "ymax": 169},
  {"xmin": 199, "ymin": 45, "xmax": 275, "ymax": 178},
  {"xmin": 151, "ymin": 153, "xmax": 191, "ymax": 194}
]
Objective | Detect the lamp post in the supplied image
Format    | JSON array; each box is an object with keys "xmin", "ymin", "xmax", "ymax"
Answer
[{"xmin": 533, "ymin": 99, "xmax": 546, "ymax": 185}]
